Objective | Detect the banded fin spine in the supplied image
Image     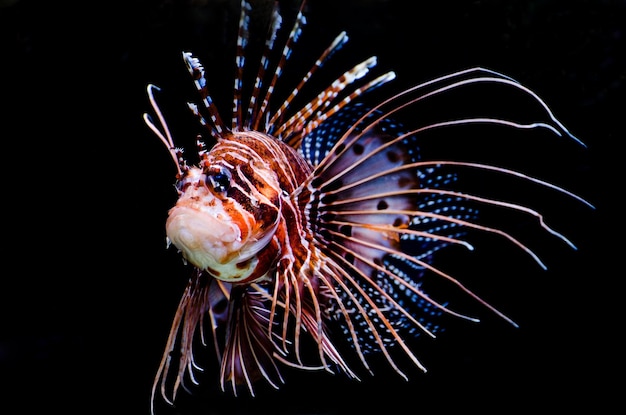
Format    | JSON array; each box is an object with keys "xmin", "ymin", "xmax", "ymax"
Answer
[
  {"xmin": 232, "ymin": 0, "xmax": 251, "ymax": 130},
  {"xmin": 245, "ymin": 2, "xmax": 282, "ymax": 129},
  {"xmin": 286, "ymin": 70, "xmax": 397, "ymax": 149},
  {"xmin": 268, "ymin": 30, "xmax": 349, "ymax": 131},
  {"xmin": 252, "ymin": 1, "xmax": 307, "ymax": 131},
  {"xmin": 183, "ymin": 51, "xmax": 227, "ymax": 138}
]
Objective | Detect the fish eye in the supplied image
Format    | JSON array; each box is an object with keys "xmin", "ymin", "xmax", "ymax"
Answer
[{"xmin": 207, "ymin": 169, "xmax": 231, "ymax": 194}]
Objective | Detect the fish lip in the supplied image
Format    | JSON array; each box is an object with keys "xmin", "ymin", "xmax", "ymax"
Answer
[
  {"xmin": 165, "ymin": 205, "xmax": 280, "ymax": 283},
  {"xmin": 165, "ymin": 205, "xmax": 242, "ymax": 268},
  {"xmin": 165, "ymin": 204, "xmax": 279, "ymax": 273}
]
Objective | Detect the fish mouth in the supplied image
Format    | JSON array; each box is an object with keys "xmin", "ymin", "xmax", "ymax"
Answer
[
  {"xmin": 165, "ymin": 205, "xmax": 278, "ymax": 282},
  {"xmin": 166, "ymin": 206, "xmax": 244, "ymax": 272}
]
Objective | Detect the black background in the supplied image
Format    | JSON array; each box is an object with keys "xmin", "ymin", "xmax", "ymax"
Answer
[{"xmin": 0, "ymin": 0, "xmax": 621, "ymax": 414}]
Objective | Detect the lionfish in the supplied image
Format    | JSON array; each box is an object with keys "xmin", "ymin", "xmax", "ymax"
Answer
[{"xmin": 143, "ymin": 0, "xmax": 591, "ymax": 412}]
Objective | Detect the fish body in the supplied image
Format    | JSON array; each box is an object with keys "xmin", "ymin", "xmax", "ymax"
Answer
[{"xmin": 144, "ymin": 0, "xmax": 591, "ymax": 411}]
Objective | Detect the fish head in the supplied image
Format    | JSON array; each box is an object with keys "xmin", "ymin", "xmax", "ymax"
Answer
[{"xmin": 165, "ymin": 151, "xmax": 282, "ymax": 284}]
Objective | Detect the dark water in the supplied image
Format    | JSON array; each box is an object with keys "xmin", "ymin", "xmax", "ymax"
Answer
[{"xmin": 0, "ymin": 0, "xmax": 620, "ymax": 413}]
